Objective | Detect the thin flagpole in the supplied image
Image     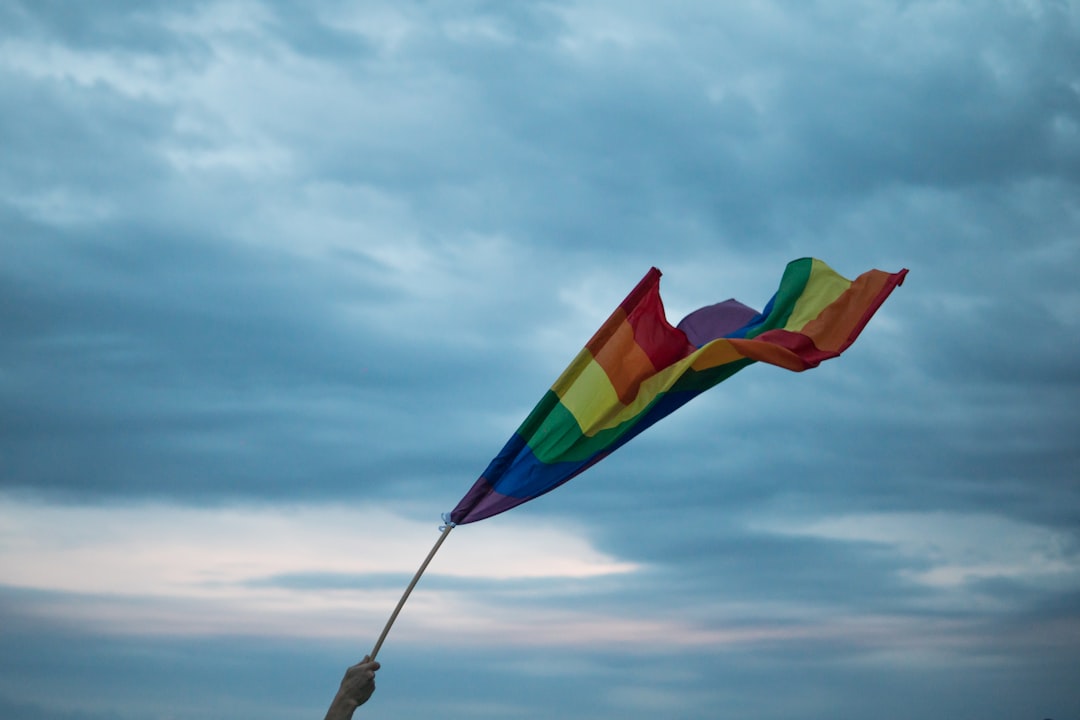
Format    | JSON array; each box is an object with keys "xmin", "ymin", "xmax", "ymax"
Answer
[{"xmin": 369, "ymin": 523, "xmax": 454, "ymax": 660}]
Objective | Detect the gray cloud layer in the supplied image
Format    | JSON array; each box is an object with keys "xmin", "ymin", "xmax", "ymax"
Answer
[{"xmin": 1, "ymin": 1, "xmax": 1078, "ymax": 718}]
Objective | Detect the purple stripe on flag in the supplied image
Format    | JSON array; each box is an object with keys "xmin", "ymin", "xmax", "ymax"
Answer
[{"xmin": 676, "ymin": 299, "xmax": 760, "ymax": 346}]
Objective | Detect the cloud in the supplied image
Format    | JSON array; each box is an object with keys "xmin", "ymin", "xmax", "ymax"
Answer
[
  {"xmin": 1, "ymin": 0, "xmax": 1079, "ymax": 718},
  {"xmin": 0, "ymin": 494, "xmax": 642, "ymax": 638},
  {"xmin": 752, "ymin": 510, "xmax": 1080, "ymax": 594}
]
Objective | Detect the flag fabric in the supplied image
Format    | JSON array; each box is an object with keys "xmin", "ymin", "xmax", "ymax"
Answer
[{"xmin": 449, "ymin": 258, "xmax": 907, "ymax": 525}]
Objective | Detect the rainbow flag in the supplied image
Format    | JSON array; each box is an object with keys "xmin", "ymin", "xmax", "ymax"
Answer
[{"xmin": 449, "ymin": 258, "xmax": 907, "ymax": 525}]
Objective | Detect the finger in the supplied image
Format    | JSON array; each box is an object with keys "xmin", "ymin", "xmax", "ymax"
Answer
[{"xmin": 351, "ymin": 658, "xmax": 379, "ymax": 671}]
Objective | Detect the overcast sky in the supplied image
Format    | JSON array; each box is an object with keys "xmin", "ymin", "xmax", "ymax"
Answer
[{"xmin": 1, "ymin": 1, "xmax": 1078, "ymax": 719}]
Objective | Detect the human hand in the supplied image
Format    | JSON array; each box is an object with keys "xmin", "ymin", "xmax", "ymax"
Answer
[{"xmin": 325, "ymin": 656, "xmax": 380, "ymax": 720}]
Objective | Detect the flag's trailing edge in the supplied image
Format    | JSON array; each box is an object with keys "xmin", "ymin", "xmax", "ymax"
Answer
[{"xmin": 449, "ymin": 258, "xmax": 907, "ymax": 525}]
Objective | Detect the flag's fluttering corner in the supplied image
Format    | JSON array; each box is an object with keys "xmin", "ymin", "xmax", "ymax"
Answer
[{"xmin": 450, "ymin": 258, "xmax": 907, "ymax": 525}]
